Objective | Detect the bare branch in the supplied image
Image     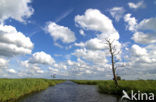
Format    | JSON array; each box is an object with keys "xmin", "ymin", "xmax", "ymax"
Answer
[
  {"xmin": 112, "ymin": 47, "xmax": 117, "ymax": 54},
  {"xmin": 104, "ymin": 38, "xmax": 110, "ymax": 44},
  {"xmin": 114, "ymin": 50, "xmax": 121, "ymax": 56},
  {"xmin": 110, "ymin": 39, "xmax": 115, "ymax": 44}
]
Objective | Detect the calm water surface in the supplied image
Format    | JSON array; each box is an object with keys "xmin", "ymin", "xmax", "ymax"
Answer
[{"xmin": 17, "ymin": 81, "xmax": 121, "ymax": 102}]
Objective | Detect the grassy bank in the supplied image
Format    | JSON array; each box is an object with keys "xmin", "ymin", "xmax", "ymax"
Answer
[
  {"xmin": 98, "ymin": 80, "xmax": 156, "ymax": 95},
  {"xmin": 0, "ymin": 78, "xmax": 64, "ymax": 102},
  {"xmin": 72, "ymin": 80, "xmax": 156, "ymax": 95},
  {"xmin": 72, "ymin": 80, "xmax": 103, "ymax": 85}
]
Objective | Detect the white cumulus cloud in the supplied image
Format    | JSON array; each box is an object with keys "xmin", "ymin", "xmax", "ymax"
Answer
[
  {"xmin": 7, "ymin": 69, "xmax": 16, "ymax": 74},
  {"xmin": 74, "ymin": 9, "xmax": 120, "ymax": 51},
  {"xmin": 125, "ymin": 16, "xmax": 156, "ymax": 44},
  {"xmin": 0, "ymin": 58, "xmax": 8, "ymax": 68},
  {"xmin": 132, "ymin": 32, "xmax": 156, "ymax": 44},
  {"xmin": 29, "ymin": 51, "xmax": 55, "ymax": 65},
  {"xmin": 124, "ymin": 13, "xmax": 137, "ymax": 31},
  {"xmin": 0, "ymin": 24, "xmax": 33, "ymax": 57},
  {"xmin": 0, "ymin": 0, "xmax": 34, "ymax": 22},
  {"xmin": 75, "ymin": 38, "xmax": 107, "ymax": 50},
  {"xmin": 73, "ymin": 48, "xmax": 108, "ymax": 65},
  {"xmin": 46, "ymin": 22, "xmax": 76, "ymax": 43},
  {"xmin": 75, "ymin": 9, "xmax": 118, "ymax": 36},
  {"xmin": 131, "ymin": 44, "xmax": 148, "ymax": 56},
  {"xmin": 131, "ymin": 44, "xmax": 156, "ymax": 64}
]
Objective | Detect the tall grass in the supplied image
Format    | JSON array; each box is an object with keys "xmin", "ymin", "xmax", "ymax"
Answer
[
  {"xmin": 0, "ymin": 78, "xmax": 64, "ymax": 102},
  {"xmin": 72, "ymin": 80, "xmax": 156, "ymax": 95},
  {"xmin": 98, "ymin": 80, "xmax": 156, "ymax": 95},
  {"xmin": 72, "ymin": 80, "xmax": 104, "ymax": 85}
]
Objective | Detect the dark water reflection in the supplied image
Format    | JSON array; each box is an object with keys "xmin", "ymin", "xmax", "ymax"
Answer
[{"xmin": 17, "ymin": 81, "xmax": 121, "ymax": 102}]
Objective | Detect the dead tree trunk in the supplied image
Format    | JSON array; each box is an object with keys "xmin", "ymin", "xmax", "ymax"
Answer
[{"xmin": 106, "ymin": 39, "xmax": 119, "ymax": 87}]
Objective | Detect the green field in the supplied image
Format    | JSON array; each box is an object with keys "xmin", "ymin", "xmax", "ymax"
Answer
[
  {"xmin": 0, "ymin": 78, "xmax": 64, "ymax": 102},
  {"xmin": 72, "ymin": 80, "xmax": 156, "ymax": 95}
]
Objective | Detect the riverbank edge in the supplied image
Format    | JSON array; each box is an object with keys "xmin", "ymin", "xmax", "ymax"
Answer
[
  {"xmin": 0, "ymin": 78, "xmax": 65, "ymax": 102},
  {"xmin": 72, "ymin": 80, "xmax": 156, "ymax": 96}
]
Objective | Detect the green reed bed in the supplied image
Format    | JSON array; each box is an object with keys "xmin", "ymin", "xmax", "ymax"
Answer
[
  {"xmin": 72, "ymin": 80, "xmax": 104, "ymax": 85},
  {"xmin": 72, "ymin": 80, "xmax": 156, "ymax": 95},
  {"xmin": 98, "ymin": 80, "xmax": 156, "ymax": 95},
  {"xmin": 0, "ymin": 78, "xmax": 64, "ymax": 102}
]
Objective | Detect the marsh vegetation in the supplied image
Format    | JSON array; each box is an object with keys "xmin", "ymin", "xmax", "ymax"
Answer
[
  {"xmin": 0, "ymin": 78, "xmax": 64, "ymax": 102},
  {"xmin": 72, "ymin": 80, "xmax": 156, "ymax": 95}
]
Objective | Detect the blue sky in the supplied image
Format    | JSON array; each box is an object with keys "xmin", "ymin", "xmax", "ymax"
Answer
[{"xmin": 0, "ymin": 0, "xmax": 156, "ymax": 80}]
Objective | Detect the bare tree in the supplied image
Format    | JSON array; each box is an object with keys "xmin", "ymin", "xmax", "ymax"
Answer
[{"xmin": 105, "ymin": 39, "xmax": 120, "ymax": 87}]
